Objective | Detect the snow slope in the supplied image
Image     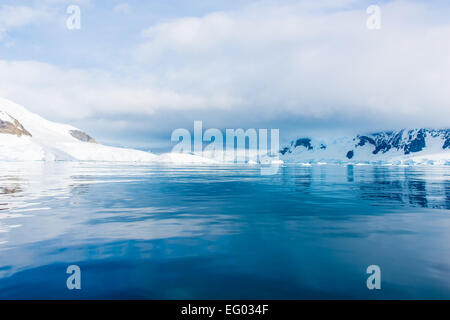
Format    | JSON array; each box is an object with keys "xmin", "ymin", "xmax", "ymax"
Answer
[
  {"xmin": 0, "ymin": 97, "xmax": 217, "ymax": 163},
  {"xmin": 0, "ymin": 97, "xmax": 162, "ymax": 161},
  {"xmin": 280, "ymin": 130, "xmax": 450, "ymax": 165},
  {"xmin": 2, "ymin": 97, "xmax": 449, "ymax": 165}
]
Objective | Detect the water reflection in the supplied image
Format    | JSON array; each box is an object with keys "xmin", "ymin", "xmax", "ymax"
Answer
[
  {"xmin": 0, "ymin": 162, "xmax": 449, "ymax": 299},
  {"xmin": 446, "ymin": 181, "xmax": 450, "ymax": 209},
  {"xmin": 347, "ymin": 165, "xmax": 354, "ymax": 182},
  {"xmin": 352, "ymin": 165, "xmax": 449, "ymax": 210}
]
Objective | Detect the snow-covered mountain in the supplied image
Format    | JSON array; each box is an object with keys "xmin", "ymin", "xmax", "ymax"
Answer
[
  {"xmin": 2, "ymin": 97, "xmax": 449, "ymax": 165},
  {"xmin": 0, "ymin": 97, "xmax": 216, "ymax": 163},
  {"xmin": 280, "ymin": 129, "xmax": 450, "ymax": 165}
]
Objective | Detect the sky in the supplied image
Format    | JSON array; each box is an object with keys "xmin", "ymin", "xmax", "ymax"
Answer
[{"xmin": 0, "ymin": 0, "xmax": 450, "ymax": 151}]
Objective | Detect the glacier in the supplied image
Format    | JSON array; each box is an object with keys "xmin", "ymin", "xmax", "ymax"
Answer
[
  {"xmin": 0, "ymin": 97, "xmax": 217, "ymax": 163},
  {"xmin": 1, "ymin": 97, "xmax": 449, "ymax": 165},
  {"xmin": 280, "ymin": 129, "xmax": 450, "ymax": 165}
]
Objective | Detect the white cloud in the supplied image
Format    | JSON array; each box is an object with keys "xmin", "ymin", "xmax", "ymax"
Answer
[
  {"xmin": 0, "ymin": 5, "xmax": 51, "ymax": 29},
  {"xmin": 0, "ymin": 0, "xmax": 450, "ymax": 137},
  {"xmin": 113, "ymin": 3, "xmax": 132, "ymax": 15},
  {"xmin": 41, "ymin": 0, "xmax": 91, "ymax": 5},
  {"xmin": 0, "ymin": 5, "xmax": 53, "ymax": 44},
  {"xmin": 0, "ymin": 60, "xmax": 241, "ymax": 121},
  {"xmin": 132, "ymin": 0, "xmax": 450, "ymax": 129}
]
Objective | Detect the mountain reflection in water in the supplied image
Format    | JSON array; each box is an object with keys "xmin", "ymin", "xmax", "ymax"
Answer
[{"xmin": 0, "ymin": 162, "xmax": 449, "ymax": 299}]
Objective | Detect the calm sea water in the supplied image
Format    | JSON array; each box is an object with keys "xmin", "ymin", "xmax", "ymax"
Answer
[{"xmin": 0, "ymin": 162, "xmax": 449, "ymax": 299}]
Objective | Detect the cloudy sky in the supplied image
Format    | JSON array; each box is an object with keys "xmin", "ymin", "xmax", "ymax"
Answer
[{"xmin": 0, "ymin": 0, "xmax": 449, "ymax": 151}]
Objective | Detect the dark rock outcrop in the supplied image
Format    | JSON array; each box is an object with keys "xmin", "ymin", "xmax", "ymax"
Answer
[
  {"xmin": 280, "ymin": 128, "xmax": 450, "ymax": 159},
  {"xmin": 355, "ymin": 129, "xmax": 448, "ymax": 155},
  {"xmin": 0, "ymin": 111, "xmax": 32, "ymax": 137},
  {"xmin": 70, "ymin": 130, "xmax": 97, "ymax": 143},
  {"xmin": 404, "ymin": 129, "xmax": 426, "ymax": 154},
  {"xmin": 294, "ymin": 138, "xmax": 313, "ymax": 150},
  {"xmin": 280, "ymin": 147, "xmax": 290, "ymax": 155}
]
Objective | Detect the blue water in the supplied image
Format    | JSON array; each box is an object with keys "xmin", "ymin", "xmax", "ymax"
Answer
[{"xmin": 0, "ymin": 162, "xmax": 449, "ymax": 299}]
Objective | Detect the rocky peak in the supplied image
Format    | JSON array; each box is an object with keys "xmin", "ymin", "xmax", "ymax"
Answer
[
  {"xmin": 280, "ymin": 128, "xmax": 450, "ymax": 163},
  {"xmin": 0, "ymin": 110, "xmax": 32, "ymax": 137},
  {"xmin": 69, "ymin": 130, "xmax": 97, "ymax": 143},
  {"xmin": 355, "ymin": 128, "xmax": 450, "ymax": 155}
]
